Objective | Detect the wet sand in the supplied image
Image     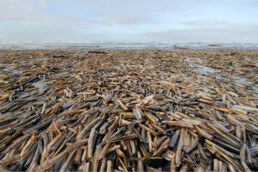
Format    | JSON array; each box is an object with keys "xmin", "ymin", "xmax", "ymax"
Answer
[{"xmin": 0, "ymin": 49, "xmax": 257, "ymax": 171}]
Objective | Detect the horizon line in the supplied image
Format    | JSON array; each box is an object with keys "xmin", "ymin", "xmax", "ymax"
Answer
[{"xmin": 1, "ymin": 41, "xmax": 258, "ymax": 44}]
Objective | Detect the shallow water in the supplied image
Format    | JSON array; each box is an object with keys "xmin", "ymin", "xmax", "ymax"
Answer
[
  {"xmin": 185, "ymin": 57, "xmax": 203, "ymax": 62},
  {"xmin": 186, "ymin": 57, "xmax": 221, "ymax": 74},
  {"xmin": 185, "ymin": 57, "xmax": 257, "ymax": 94},
  {"xmin": 32, "ymin": 80, "xmax": 47, "ymax": 93},
  {"xmin": 193, "ymin": 64, "xmax": 221, "ymax": 74},
  {"xmin": 234, "ymin": 76, "xmax": 246, "ymax": 84}
]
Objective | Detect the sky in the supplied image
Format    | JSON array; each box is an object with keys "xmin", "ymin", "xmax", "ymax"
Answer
[{"xmin": 0, "ymin": 0, "xmax": 258, "ymax": 42}]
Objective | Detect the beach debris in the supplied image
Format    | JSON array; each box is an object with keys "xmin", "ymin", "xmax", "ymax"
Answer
[{"xmin": 0, "ymin": 49, "xmax": 257, "ymax": 171}]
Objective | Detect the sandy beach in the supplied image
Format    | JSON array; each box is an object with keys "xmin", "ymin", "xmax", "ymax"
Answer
[{"xmin": 0, "ymin": 49, "xmax": 257, "ymax": 171}]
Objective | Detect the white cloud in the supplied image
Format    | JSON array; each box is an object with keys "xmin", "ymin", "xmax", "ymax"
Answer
[
  {"xmin": 0, "ymin": 33, "xmax": 7, "ymax": 38},
  {"xmin": 142, "ymin": 24, "xmax": 258, "ymax": 42},
  {"xmin": 0, "ymin": 0, "xmax": 257, "ymax": 42},
  {"xmin": 0, "ymin": 0, "xmax": 46, "ymax": 20}
]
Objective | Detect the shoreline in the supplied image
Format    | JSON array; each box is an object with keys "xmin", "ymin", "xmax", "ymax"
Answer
[{"xmin": 1, "ymin": 41, "xmax": 258, "ymax": 50}]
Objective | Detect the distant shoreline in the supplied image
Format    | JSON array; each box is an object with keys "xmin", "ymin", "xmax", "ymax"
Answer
[{"xmin": 1, "ymin": 42, "xmax": 258, "ymax": 50}]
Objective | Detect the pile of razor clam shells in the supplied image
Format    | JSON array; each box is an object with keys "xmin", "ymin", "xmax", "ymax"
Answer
[{"xmin": 0, "ymin": 49, "xmax": 257, "ymax": 172}]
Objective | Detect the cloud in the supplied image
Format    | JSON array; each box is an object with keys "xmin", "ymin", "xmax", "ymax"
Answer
[
  {"xmin": 0, "ymin": 0, "xmax": 156, "ymax": 26},
  {"xmin": 142, "ymin": 24, "xmax": 258, "ymax": 42},
  {"xmin": 183, "ymin": 21, "xmax": 232, "ymax": 27},
  {"xmin": 0, "ymin": 33, "xmax": 7, "ymax": 38},
  {"xmin": 0, "ymin": 0, "xmax": 46, "ymax": 21},
  {"xmin": 0, "ymin": 0, "xmax": 257, "ymax": 42}
]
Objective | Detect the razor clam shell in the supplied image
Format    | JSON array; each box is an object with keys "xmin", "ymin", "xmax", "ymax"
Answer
[{"xmin": 0, "ymin": 49, "xmax": 257, "ymax": 171}]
